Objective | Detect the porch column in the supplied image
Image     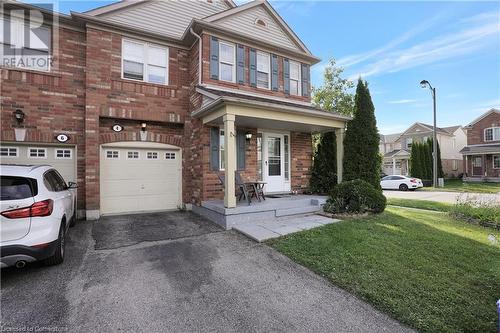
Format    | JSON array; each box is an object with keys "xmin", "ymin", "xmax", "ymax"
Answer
[
  {"xmin": 224, "ymin": 114, "xmax": 237, "ymax": 208},
  {"xmin": 335, "ymin": 128, "xmax": 345, "ymax": 183},
  {"xmin": 392, "ymin": 157, "xmax": 396, "ymax": 175}
]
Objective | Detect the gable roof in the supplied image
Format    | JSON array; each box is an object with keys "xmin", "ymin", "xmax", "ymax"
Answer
[
  {"xmin": 380, "ymin": 133, "xmax": 402, "ymax": 144},
  {"xmin": 464, "ymin": 108, "xmax": 500, "ymax": 128},
  {"xmin": 203, "ymin": 0, "xmax": 311, "ymax": 55},
  {"xmin": 401, "ymin": 122, "xmax": 455, "ymax": 136}
]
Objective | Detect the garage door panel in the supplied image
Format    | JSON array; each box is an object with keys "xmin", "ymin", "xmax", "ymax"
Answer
[{"xmin": 100, "ymin": 146, "xmax": 181, "ymax": 215}]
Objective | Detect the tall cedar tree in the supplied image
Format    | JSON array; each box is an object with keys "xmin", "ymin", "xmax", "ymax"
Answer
[
  {"xmin": 310, "ymin": 59, "xmax": 354, "ymax": 193},
  {"xmin": 409, "ymin": 143, "xmax": 422, "ymax": 178},
  {"xmin": 410, "ymin": 139, "xmax": 444, "ymax": 179},
  {"xmin": 343, "ymin": 79, "xmax": 381, "ymax": 188},
  {"xmin": 309, "ymin": 131, "xmax": 337, "ymax": 193}
]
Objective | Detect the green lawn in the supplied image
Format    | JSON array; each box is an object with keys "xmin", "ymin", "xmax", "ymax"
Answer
[
  {"xmin": 387, "ymin": 198, "xmax": 453, "ymax": 212},
  {"xmin": 421, "ymin": 179, "xmax": 500, "ymax": 193},
  {"xmin": 268, "ymin": 207, "xmax": 500, "ymax": 333}
]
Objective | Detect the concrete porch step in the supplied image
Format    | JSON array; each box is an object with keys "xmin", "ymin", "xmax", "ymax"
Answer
[{"xmin": 275, "ymin": 205, "xmax": 322, "ymax": 217}]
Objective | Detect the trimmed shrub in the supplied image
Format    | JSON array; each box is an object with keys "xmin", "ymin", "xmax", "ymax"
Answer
[{"xmin": 325, "ymin": 179, "xmax": 386, "ymax": 214}]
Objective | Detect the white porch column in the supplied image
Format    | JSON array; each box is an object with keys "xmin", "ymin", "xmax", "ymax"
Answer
[
  {"xmin": 335, "ymin": 128, "xmax": 344, "ymax": 184},
  {"xmin": 224, "ymin": 114, "xmax": 237, "ymax": 208},
  {"xmin": 392, "ymin": 157, "xmax": 396, "ymax": 175}
]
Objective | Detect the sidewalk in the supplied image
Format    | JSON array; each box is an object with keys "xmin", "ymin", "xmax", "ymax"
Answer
[{"xmin": 383, "ymin": 190, "xmax": 500, "ymax": 204}]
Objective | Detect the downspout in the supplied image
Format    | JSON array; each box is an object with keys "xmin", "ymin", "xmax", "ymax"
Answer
[{"xmin": 190, "ymin": 28, "xmax": 202, "ymax": 86}]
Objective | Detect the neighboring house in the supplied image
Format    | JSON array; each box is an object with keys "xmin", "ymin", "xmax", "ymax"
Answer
[
  {"xmin": 460, "ymin": 108, "xmax": 500, "ymax": 182},
  {"xmin": 0, "ymin": 0, "xmax": 349, "ymax": 220},
  {"xmin": 379, "ymin": 123, "xmax": 466, "ymax": 177}
]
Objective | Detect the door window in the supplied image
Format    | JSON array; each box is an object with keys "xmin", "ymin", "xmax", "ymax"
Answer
[
  {"xmin": 267, "ymin": 137, "xmax": 281, "ymax": 176},
  {"xmin": 43, "ymin": 171, "xmax": 68, "ymax": 192}
]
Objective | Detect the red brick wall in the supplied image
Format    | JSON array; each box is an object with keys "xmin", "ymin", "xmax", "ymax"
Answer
[
  {"xmin": 291, "ymin": 132, "xmax": 313, "ymax": 192},
  {"xmin": 0, "ymin": 27, "xmax": 87, "ymax": 209},
  {"xmin": 465, "ymin": 155, "xmax": 500, "ymax": 178},
  {"xmin": 200, "ymin": 34, "xmax": 311, "ymax": 103},
  {"xmin": 466, "ymin": 112, "xmax": 500, "ymax": 145}
]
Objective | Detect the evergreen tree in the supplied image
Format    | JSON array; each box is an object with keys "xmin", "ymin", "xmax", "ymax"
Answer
[
  {"xmin": 410, "ymin": 143, "xmax": 421, "ymax": 178},
  {"xmin": 424, "ymin": 139, "xmax": 433, "ymax": 180},
  {"xmin": 343, "ymin": 79, "xmax": 381, "ymax": 188},
  {"xmin": 309, "ymin": 131, "xmax": 337, "ymax": 194}
]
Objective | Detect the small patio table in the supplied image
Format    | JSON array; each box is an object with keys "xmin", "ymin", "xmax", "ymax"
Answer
[{"xmin": 245, "ymin": 181, "xmax": 266, "ymax": 202}]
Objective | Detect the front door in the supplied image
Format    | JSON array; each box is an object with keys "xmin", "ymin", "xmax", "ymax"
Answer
[
  {"xmin": 263, "ymin": 133, "xmax": 285, "ymax": 193},
  {"xmin": 472, "ymin": 156, "xmax": 483, "ymax": 176}
]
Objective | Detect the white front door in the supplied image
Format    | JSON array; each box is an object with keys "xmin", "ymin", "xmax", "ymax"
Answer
[{"xmin": 263, "ymin": 132, "xmax": 287, "ymax": 193}]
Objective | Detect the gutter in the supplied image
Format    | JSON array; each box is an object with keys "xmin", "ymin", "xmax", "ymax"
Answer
[{"xmin": 189, "ymin": 28, "xmax": 202, "ymax": 85}]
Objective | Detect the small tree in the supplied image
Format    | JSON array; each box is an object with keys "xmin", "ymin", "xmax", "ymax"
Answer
[
  {"xmin": 309, "ymin": 131, "xmax": 337, "ymax": 194},
  {"xmin": 343, "ymin": 79, "xmax": 381, "ymax": 189}
]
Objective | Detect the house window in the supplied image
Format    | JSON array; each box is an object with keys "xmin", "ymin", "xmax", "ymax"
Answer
[
  {"xmin": 406, "ymin": 138, "xmax": 413, "ymax": 149},
  {"xmin": 493, "ymin": 155, "xmax": 500, "ymax": 169},
  {"xmin": 256, "ymin": 51, "xmax": 270, "ymax": 89},
  {"xmin": 106, "ymin": 150, "xmax": 119, "ymax": 159},
  {"xmin": 257, "ymin": 134, "xmax": 262, "ymax": 181},
  {"xmin": 127, "ymin": 151, "xmax": 139, "ymax": 159},
  {"xmin": 147, "ymin": 152, "xmax": 158, "ymax": 159},
  {"xmin": 122, "ymin": 39, "xmax": 168, "ymax": 85},
  {"xmin": 472, "ymin": 157, "xmax": 482, "ymax": 167},
  {"xmin": 484, "ymin": 127, "xmax": 500, "ymax": 142},
  {"xmin": 55, "ymin": 149, "xmax": 72, "ymax": 159},
  {"xmin": 289, "ymin": 60, "xmax": 301, "ymax": 96},
  {"xmin": 0, "ymin": 147, "xmax": 18, "ymax": 157},
  {"xmin": 0, "ymin": 16, "xmax": 51, "ymax": 71},
  {"xmin": 219, "ymin": 41, "xmax": 235, "ymax": 83},
  {"xmin": 284, "ymin": 135, "xmax": 289, "ymax": 181},
  {"xmin": 452, "ymin": 160, "xmax": 458, "ymax": 171},
  {"xmin": 28, "ymin": 148, "xmax": 46, "ymax": 158},
  {"xmin": 219, "ymin": 129, "xmax": 225, "ymax": 170},
  {"xmin": 165, "ymin": 152, "xmax": 176, "ymax": 159}
]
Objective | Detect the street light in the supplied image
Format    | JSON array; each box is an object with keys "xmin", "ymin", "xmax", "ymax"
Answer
[{"xmin": 420, "ymin": 80, "xmax": 438, "ymax": 188}]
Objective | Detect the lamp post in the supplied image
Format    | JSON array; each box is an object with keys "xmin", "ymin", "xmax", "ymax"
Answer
[{"xmin": 420, "ymin": 80, "xmax": 438, "ymax": 188}]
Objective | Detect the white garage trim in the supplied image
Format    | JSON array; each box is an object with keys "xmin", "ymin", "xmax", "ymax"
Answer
[{"xmin": 99, "ymin": 141, "xmax": 182, "ymax": 216}]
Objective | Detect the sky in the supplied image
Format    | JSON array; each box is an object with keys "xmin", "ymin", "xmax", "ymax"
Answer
[{"xmin": 34, "ymin": 0, "xmax": 500, "ymax": 134}]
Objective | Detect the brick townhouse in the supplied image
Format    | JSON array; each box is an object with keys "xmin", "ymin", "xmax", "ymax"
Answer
[{"xmin": 1, "ymin": 0, "xmax": 349, "ymax": 221}]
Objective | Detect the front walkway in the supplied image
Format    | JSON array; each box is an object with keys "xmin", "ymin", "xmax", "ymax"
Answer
[
  {"xmin": 383, "ymin": 190, "xmax": 500, "ymax": 204},
  {"xmin": 1, "ymin": 212, "xmax": 413, "ymax": 332}
]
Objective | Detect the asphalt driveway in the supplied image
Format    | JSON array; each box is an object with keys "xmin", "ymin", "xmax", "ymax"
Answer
[{"xmin": 1, "ymin": 212, "xmax": 412, "ymax": 332}]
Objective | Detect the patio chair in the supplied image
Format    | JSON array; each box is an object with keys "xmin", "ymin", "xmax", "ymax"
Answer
[{"xmin": 217, "ymin": 172, "xmax": 255, "ymax": 205}]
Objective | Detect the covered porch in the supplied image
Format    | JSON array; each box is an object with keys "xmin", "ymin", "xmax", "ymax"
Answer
[{"xmin": 383, "ymin": 150, "xmax": 410, "ymax": 175}]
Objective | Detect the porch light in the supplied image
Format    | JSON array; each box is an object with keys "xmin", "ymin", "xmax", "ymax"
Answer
[
  {"xmin": 141, "ymin": 123, "xmax": 147, "ymax": 131},
  {"xmin": 245, "ymin": 132, "xmax": 252, "ymax": 140},
  {"xmin": 13, "ymin": 109, "xmax": 25, "ymax": 124}
]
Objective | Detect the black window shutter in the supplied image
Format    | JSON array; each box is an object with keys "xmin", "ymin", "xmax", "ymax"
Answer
[
  {"xmin": 236, "ymin": 131, "xmax": 246, "ymax": 170},
  {"xmin": 301, "ymin": 63, "xmax": 310, "ymax": 97},
  {"xmin": 237, "ymin": 44, "xmax": 245, "ymax": 84},
  {"xmin": 249, "ymin": 48, "xmax": 257, "ymax": 87},
  {"xmin": 271, "ymin": 54, "xmax": 278, "ymax": 91},
  {"xmin": 210, "ymin": 37, "xmax": 219, "ymax": 80},
  {"xmin": 283, "ymin": 58, "xmax": 290, "ymax": 94},
  {"xmin": 210, "ymin": 127, "xmax": 220, "ymax": 171}
]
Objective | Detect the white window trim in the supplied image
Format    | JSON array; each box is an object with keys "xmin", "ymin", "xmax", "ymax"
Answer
[
  {"xmin": 484, "ymin": 127, "xmax": 500, "ymax": 142},
  {"xmin": 0, "ymin": 147, "xmax": 19, "ymax": 158},
  {"xmin": 28, "ymin": 147, "xmax": 47, "ymax": 159},
  {"xmin": 165, "ymin": 152, "xmax": 176, "ymax": 160},
  {"xmin": 218, "ymin": 40, "xmax": 236, "ymax": 83},
  {"xmin": 127, "ymin": 151, "xmax": 140, "ymax": 159},
  {"xmin": 288, "ymin": 60, "xmax": 301, "ymax": 96},
  {"xmin": 121, "ymin": 38, "xmax": 169, "ymax": 85},
  {"xmin": 147, "ymin": 151, "xmax": 159, "ymax": 159},
  {"xmin": 105, "ymin": 150, "xmax": 119, "ymax": 159},
  {"xmin": 493, "ymin": 155, "xmax": 500, "ymax": 169},
  {"xmin": 54, "ymin": 149, "xmax": 72, "ymax": 159},
  {"xmin": 256, "ymin": 50, "xmax": 271, "ymax": 90}
]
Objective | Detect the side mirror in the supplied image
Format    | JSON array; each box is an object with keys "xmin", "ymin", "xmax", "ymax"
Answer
[{"xmin": 68, "ymin": 181, "xmax": 78, "ymax": 189}]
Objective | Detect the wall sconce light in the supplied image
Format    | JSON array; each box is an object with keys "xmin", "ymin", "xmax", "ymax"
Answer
[
  {"xmin": 13, "ymin": 109, "xmax": 25, "ymax": 124},
  {"xmin": 141, "ymin": 123, "xmax": 147, "ymax": 131},
  {"xmin": 245, "ymin": 132, "xmax": 252, "ymax": 140}
]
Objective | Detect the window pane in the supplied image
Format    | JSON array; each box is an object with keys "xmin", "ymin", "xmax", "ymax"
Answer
[
  {"xmin": 148, "ymin": 46, "xmax": 167, "ymax": 67},
  {"xmin": 284, "ymin": 135, "xmax": 289, "ymax": 180},
  {"xmin": 123, "ymin": 60, "xmax": 144, "ymax": 80},
  {"xmin": 494, "ymin": 128, "xmax": 500, "ymax": 140},
  {"xmin": 257, "ymin": 71, "xmax": 269, "ymax": 89},
  {"xmin": 219, "ymin": 43, "xmax": 234, "ymax": 64},
  {"xmin": 29, "ymin": 25, "xmax": 50, "ymax": 51},
  {"xmin": 123, "ymin": 41, "xmax": 144, "ymax": 62},
  {"xmin": 494, "ymin": 156, "xmax": 500, "ymax": 168},
  {"xmin": 1, "ymin": 176, "xmax": 35, "ymax": 200},
  {"xmin": 289, "ymin": 62, "xmax": 300, "ymax": 80},
  {"xmin": 220, "ymin": 63, "xmax": 233, "ymax": 82},
  {"xmin": 148, "ymin": 65, "xmax": 166, "ymax": 84},
  {"xmin": 290, "ymin": 80, "xmax": 299, "ymax": 95},
  {"xmin": 220, "ymin": 130, "xmax": 225, "ymax": 170},
  {"xmin": 257, "ymin": 52, "xmax": 269, "ymax": 72},
  {"xmin": 485, "ymin": 129, "xmax": 493, "ymax": 141}
]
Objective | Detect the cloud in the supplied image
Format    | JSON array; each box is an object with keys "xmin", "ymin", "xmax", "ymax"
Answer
[
  {"xmin": 387, "ymin": 99, "xmax": 418, "ymax": 104},
  {"xmin": 344, "ymin": 10, "xmax": 500, "ymax": 80}
]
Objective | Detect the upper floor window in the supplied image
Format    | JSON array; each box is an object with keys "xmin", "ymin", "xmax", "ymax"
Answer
[
  {"xmin": 289, "ymin": 60, "xmax": 301, "ymax": 96},
  {"xmin": 256, "ymin": 51, "xmax": 270, "ymax": 89},
  {"xmin": 219, "ymin": 41, "xmax": 235, "ymax": 83},
  {"xmin": 484, "ymin": 127, "xmax": 500, "ymax": 142},
  {"xmin": 406, "ymin": 137, "xmax": 413, "ymax": 149},
  {"xmin": 0, "ymin": 16, "xmax": 51, "ymax": 71},
  {"xmin": 122, "ymin": 39, "xmax": 168, "ymax": 85}
]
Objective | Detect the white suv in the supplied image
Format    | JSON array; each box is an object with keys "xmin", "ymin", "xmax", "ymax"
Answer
[{"xmin": 1, "ymin": 165, "xmax": 76, "ymax": 268}]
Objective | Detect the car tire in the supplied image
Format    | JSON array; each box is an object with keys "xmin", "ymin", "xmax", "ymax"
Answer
[
  {"xmin": 399, "ymin": 184, "xmax": 409, "ymax": 191},
  {"xmin": 44, "ymin": 222, "xmax": 65, "ymax": 266}
]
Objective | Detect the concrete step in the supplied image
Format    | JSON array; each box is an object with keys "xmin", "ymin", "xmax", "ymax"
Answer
[{"xmin": 275, "ymin": 205, "xmax": 322, "ymax": 217}]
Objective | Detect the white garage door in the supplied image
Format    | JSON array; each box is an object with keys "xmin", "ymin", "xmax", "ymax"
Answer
[
  {"xmin": 0, "ymin": 144, "xmax": 76, "ymax": 183},
  {"xmin": 100, "ymin": 143, "xmax": 181, "ymax": 215}
]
